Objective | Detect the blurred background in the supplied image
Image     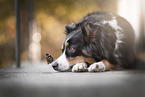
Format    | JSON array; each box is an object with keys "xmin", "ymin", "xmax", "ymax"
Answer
[{"xmin": 0, "ymin": 0, "xmax": 145, "ymax": 67}]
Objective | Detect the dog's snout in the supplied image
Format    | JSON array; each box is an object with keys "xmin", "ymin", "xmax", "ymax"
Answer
[{"xmin": 52, "ymin": 62, "xmax": 58, "ymax": 70}]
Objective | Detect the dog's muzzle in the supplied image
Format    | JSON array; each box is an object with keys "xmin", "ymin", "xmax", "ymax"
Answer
[
  {"xmin": 46, "ymin": 52, "xmax": 72, "ymax": 72},
  {"xmin": 51, "ymin": 62, "xmax": 59, "ymax": 70}
]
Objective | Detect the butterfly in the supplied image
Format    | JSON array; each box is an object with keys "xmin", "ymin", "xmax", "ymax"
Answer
[{"xmin": 46, "ymin": 53, "xmax": 54, "ymax": 64}]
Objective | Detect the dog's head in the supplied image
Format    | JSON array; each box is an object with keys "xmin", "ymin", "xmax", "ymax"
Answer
[{"xmin": 50, "ymin": 22, "xmax": 98, "ymax": 71}]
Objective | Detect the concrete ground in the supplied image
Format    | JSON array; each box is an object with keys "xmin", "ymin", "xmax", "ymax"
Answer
[{"xmin": 0, "ymin": 60, "xmax": 145, "ymax": 97}]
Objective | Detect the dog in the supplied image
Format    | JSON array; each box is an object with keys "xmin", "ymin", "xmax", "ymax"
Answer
[{"xmin": 48, "ymin": 11, "xmax": 136, "ymax": 72}]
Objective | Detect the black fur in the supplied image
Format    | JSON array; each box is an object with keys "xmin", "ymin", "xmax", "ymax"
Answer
[{"xmin": 65, "ymin": 11, "xmax": 136, "ymax": 69}]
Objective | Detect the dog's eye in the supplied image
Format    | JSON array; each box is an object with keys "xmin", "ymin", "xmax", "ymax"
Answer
[{"xmin": 69, "ymin": 47, "xmax": 75, "ymax": 52}]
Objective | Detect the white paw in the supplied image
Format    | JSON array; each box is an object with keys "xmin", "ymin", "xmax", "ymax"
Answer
[
  {"xmin": 88, "ymin": 62, "xmax": 106, "ymax": 72},
  {"xmin": 72, "ymin": 62, "xmax": 87, "ymax": 72}
]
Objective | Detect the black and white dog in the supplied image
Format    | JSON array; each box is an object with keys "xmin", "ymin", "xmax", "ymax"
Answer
[{"xmin": 48, "ymin": 11, "xmax": 136, "ymax": 72}]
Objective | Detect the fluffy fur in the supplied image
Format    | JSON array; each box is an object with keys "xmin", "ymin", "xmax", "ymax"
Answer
[{"xmin": 50, "ymin": 11, "xmax": 136, "ymax": 72}]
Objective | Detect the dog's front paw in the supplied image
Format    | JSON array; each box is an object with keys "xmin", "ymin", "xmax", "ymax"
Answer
[
  {"xmin": 72, "ymin": 62, "xmax": 87, "ymax": 72},
  {"xmin": 88, "ymin": 62, "xmax": 106, "ymax": 72}
]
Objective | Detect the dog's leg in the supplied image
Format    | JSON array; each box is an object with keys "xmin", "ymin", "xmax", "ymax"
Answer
[
  {"xmin": 72, "ymin": 62, "xmax": 88, "ymax": 72},
  {"xmin": 88, "ymin": 59, "xmax": 117, "ymax": 72}
]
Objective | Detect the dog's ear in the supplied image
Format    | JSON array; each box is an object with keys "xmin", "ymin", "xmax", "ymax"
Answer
[
  {"xmin": 65, "ymin": 25, "xmax": 70, "ymax": 35},
  {"xmin": 65, "ymin": 23, "xmax": 76, "ymax": 35},
  {"xmin": 82, "ymin": 22, "xmax": 100, "ymax": 43}
]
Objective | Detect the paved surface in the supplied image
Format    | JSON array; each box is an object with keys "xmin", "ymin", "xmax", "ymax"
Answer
[{"xmin": 0, "ymin": 60, "xmax": 145, "ymax": 97}]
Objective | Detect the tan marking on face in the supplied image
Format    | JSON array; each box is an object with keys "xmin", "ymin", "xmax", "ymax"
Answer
[
  {"xmin": 82, "ymin": 50, "xmax": 92, "ymax": 57},
  {"xmin": 61, "ymin": 45, "xmax": 63, "ymax": 50},
  {"xmin": 61, "ymin": 42, "xmax": 69, "ymax": 50},
  {"xmin": 67, "ymin": 56, "xmax": 95, "ymax": 66}
]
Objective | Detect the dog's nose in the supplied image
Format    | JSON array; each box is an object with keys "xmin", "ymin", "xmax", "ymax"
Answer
[{"xmin": 52, "ymin": 62, "xmax": 58, "ymax": 70}]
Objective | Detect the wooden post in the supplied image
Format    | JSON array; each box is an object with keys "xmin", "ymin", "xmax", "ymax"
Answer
[{"xmin": 15, "ymin": 0, "xmax": 21, "ymax": 68}]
